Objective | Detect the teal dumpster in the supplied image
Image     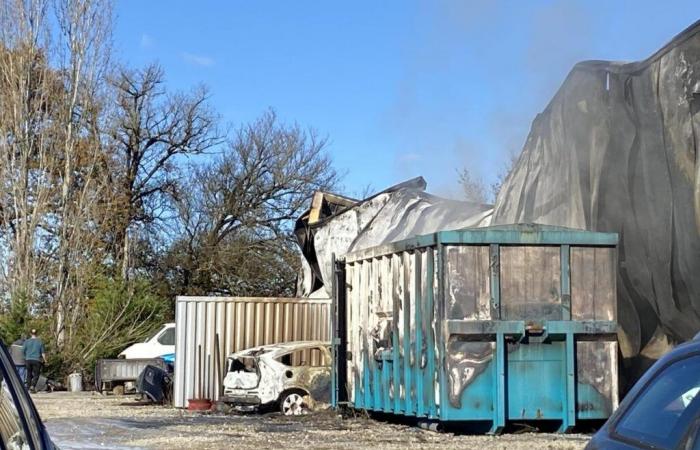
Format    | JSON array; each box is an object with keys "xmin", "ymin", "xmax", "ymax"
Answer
[{"xmin": 331, "ymin": 224, "xmax": 618, "ymax": 433}]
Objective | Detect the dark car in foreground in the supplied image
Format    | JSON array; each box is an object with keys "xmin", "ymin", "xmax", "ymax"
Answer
[
  {"xmin": 0, "ymin": 340, "xmax": 54, "ymax": 449},
  {"xmin": 587, "ymin": 337, "xmax": 700, "ymax": 449}
]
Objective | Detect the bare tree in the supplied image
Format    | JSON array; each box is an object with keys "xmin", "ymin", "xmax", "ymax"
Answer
[
  {"xmin": 0, "ymin": 0, "xmax": 115, "ymax": 350},
  {"xmin": 109, "ymin": 63, "xmax": 221, "ymax": 278},
  {"xmin": 490, "ymin": 149, "xmax": 520, "ymax": 201},
  {"xmin": 0, "ymin": 0, "xmax": 57, "ymax": 308},
  {"xmin": 0, "ymin": 0, "xmax": 344, "ymax": 376},
  {"xmin": 51, "ymin": 0, "xmax": 113, "ymax": 347},
  {"xmin": 458, "ymin": 149, "xmax": 521, "ymax": 205},
  {"xmin": 166, "ymin": 110, "xmax": 340, "ymax": 296},
  {"xmin": 457, "ymin": 168, "xmax": 489, "ymax": 204}
]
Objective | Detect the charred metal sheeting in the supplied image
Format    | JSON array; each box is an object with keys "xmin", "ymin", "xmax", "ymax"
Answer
[
  {"xmin": 332, "ymin": 224, "xmax": 618, "ymax": 433},
  {"xmin": 173, "ymin": 296, "xmax": 331, "ymax": 408},
  {"xmin": 492, "ymin": 20, "xmax": 700, "ymax": 382},
  {"xmin": 295, "ymin": 177, "xmax": 493, "ymax": 297}
]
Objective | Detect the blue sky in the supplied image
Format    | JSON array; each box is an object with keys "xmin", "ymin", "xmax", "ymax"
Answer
[{"xmin": 113, "ymin": 1, "xmax": 700, "ymax": 199}]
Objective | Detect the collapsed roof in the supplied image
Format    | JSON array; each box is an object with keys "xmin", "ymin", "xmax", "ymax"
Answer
[{"xmin": 294, "ymin": 177, "xmax": 492, "ymax": 298}]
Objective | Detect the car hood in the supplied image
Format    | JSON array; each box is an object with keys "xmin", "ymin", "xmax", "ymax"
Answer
[{"xmin": 119, "ymin": 343, "xmax": 166, "ymax": 359}]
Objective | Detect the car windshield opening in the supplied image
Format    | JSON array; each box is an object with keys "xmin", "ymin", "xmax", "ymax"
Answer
[{"xmin": 229, "ymin": 357, "xmax": 257, "ymax": 373}]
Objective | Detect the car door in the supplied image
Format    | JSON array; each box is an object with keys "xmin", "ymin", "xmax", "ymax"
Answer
[
  {"xmin": 302, "ymin": 346, "xmax": 331, "ymax": 402},
  {"xmin": 276, "ymin": 346, "xmax": 331, "ymax": 402},
  {"xmin": 0, "ymin": 340, "xmax": 53, "ymax": 449}
]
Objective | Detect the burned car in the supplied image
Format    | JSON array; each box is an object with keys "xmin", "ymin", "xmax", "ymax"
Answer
[{"xmin": 222, "ymin": 341, "xmax": 331, "ymax": 415}]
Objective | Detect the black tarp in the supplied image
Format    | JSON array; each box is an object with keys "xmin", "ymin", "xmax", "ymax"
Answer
[{"xmin": 493, "ymin": 20, "xmax": 700, "ymax": 381}]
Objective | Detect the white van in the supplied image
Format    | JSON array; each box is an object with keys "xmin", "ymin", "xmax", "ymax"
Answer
[{"xmin": 119, "ymin": 323, "xmax": 175, "ymax": 359}]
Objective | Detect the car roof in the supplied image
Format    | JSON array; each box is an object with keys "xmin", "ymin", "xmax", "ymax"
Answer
[
  {"xmin": 228, "ymin": 340, "xmax": 330, "ymax": 358},
  {"xmin": 665, "ymin": 337, "xmax": 700, "ymax": 358}
]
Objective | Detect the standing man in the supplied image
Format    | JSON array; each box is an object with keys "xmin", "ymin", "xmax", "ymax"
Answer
[{"xmin": 22, "ymin": 329, "xmax": 46, "ymax": 393}]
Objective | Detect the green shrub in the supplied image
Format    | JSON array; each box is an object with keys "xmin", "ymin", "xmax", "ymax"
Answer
[
  {"xmin": 58, "ymin": 276, "xmax": 171, "ymax": 379},
  {"xmin": 0, "ymin": 293, "xmax": 30, "ymax": 344}
]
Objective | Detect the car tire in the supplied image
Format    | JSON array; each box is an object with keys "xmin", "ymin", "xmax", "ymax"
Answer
[{"xmin": 279, "ymin": 390, "xmax": 308, "ymax": 416}]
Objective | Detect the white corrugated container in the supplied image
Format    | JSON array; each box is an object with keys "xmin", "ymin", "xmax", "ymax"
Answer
[{"xmin": 173, "ymin": 296, "xmax": 331, "ymax": 408}]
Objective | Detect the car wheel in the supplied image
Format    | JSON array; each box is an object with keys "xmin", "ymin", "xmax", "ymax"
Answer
[{"xmin": 280, "ymin": 390, "xmax": 308, "ymax": 416}]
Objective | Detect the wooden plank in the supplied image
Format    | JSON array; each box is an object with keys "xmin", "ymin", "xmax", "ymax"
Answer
[
  {"xmin": 444, "ymin": 246, "xmax": 491, "ymax": 320},
  {"xmin": 571, "ymin": 247, "xmax": 615, "ymax": 321},
  {"xmin": 500, "ymin": 246, "xmax": 561, "ymax": 320}
]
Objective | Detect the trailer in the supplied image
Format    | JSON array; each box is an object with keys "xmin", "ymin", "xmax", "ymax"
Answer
[
  {"xmin": 95, "ymin": 358, "xmax": 169, "ymax": 395},
  {"xmin": 331, "ymin": 224, "xmax": 618, "ymax": 433}
]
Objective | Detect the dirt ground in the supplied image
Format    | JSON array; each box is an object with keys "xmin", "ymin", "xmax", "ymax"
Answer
[{"xmin": 32, "ymin": 392, "xmax": 591, "ymax": 450}]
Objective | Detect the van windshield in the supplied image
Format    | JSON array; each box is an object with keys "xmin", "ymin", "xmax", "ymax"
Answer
[{"xmin": 146, "ymin": 326, "xmax": 169, "ymax": 343}]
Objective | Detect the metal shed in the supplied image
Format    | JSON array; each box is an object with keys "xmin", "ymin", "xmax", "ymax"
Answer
[
  {"xmin": 173, "ymin": 296, "xmax": 331, "ymax": 408},
  {"xmin": 331, "ymin": 224, "xmax": 618, "ymax": 433}
]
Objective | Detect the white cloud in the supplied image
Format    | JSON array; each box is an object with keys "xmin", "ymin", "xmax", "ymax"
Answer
[
  {"xmin": 140, "ymin": 33, "xmax": 154, "ymax": 49},
  {"xmin": 181, "ymin": 52, "xmax": 215, "ymax": 67}
]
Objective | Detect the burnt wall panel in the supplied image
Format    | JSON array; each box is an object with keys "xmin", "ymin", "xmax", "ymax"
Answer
[
  {"xmin": 571, "ymin": 247, "xmax": 616, "ymax": 321},
  {"xmin": 348, "ymin": 262, "xmax": 359, "ymax": 404},
  {"xmin": 500, "ymin": 246, "xmax": 562, "ymax": 320},
  {"xmin": 445, "ymin": 337, "xmax": 494, "ymax": 409},
  {"xmin": 445, "ymin": 245, "xmax": 491, "ymax": 320},
  {"xmin": 577, "ymin": 341, "xmax": 619, "ymax": 416}
]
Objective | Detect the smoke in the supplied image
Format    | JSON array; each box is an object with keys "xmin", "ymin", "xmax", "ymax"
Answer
[
  {"xmin": 525, "ymin": 2, "xmax": 597, "ymax": 104},
  {"xmin": 382, "ymin": 1, "xmax": 602, "ymax": 199}
]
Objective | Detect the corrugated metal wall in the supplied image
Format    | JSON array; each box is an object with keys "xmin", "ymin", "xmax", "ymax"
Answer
[{"xmin": 173, "ymin": 296, "xmax": 331, "ymax": 408}]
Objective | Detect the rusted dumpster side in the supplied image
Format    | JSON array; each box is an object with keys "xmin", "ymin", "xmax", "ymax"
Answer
[{"xmin": 173, "ymin": 296, "xmax": 331, "ymax": 408}]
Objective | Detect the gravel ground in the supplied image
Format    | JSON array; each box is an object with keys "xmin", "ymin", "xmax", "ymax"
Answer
[{"xmin": 32, "ymin": 392, "xmax": 591, "ymax": 450}]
